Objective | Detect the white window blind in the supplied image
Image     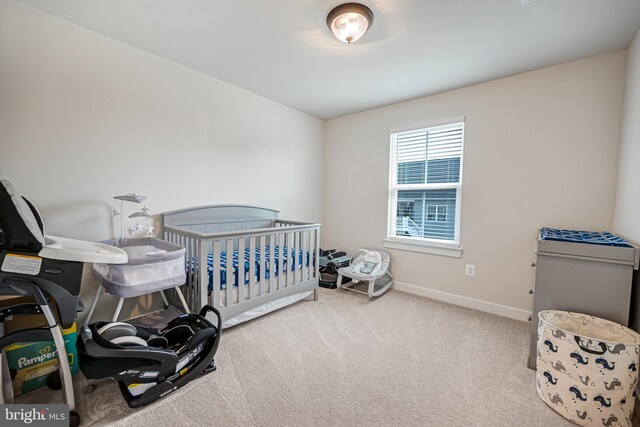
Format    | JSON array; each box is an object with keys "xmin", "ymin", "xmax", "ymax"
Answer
[{"xmin": 388, "ymin": 122, "xmax": 464, "ymax": 245}]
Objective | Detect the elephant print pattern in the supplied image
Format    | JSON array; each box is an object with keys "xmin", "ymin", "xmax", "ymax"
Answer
[{"xmin": 602, "ymin": 415, "xmax": 618, "ymax": 426}]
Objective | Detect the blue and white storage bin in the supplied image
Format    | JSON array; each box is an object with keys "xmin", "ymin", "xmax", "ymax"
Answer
[{"xmin": 537, "ymin": 310, "xmax": 640, "ymax": 426}]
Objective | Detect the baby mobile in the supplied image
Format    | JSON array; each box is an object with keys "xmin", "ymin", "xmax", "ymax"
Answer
[{"xmin": 111, "ymin": 193, "xmax": 154, "ymax": 239}]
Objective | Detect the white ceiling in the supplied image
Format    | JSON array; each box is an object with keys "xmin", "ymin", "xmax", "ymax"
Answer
[{"xmin": 16, "ymin": 0, "xmax": 640, "ymax": 119}]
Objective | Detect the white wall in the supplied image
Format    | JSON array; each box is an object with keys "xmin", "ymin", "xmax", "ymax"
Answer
[
  {"xmin": 613, "ymin": 28, "xmax": 640, "ymax": 332},
  {"xmin": 324, "ymin": 51, "xmax": 627, "ymax": 318},
  {"xmin": 0, "ymin": 1, "xmax": 324, "ymax": 321},
  {"xmin": 614, "ymin": 29, "xmax": 640, "ymax": 242}
]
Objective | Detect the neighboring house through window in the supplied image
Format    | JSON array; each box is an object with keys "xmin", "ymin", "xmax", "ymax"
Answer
[{"xmin": 387, "ymin": 122, "xmax": 464, "ymax": 246}]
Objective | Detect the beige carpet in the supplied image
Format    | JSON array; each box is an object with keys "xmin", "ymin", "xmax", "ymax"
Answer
[{"xmin": 19, "ymin": 288, "xmax": 577, "ymax": 426}]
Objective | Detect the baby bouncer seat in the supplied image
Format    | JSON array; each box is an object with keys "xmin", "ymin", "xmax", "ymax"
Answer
[{"xmin": 336, "ymin": 249, "xmax": 393, "ymax": 298}]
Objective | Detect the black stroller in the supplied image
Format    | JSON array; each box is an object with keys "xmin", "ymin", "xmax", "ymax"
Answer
[{"xmin": 77, "ymin": 305, "xmax": 221, "ymax": 408}]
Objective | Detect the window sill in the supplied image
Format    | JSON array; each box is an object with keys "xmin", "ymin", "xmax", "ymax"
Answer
[{"xmin": 383, "ymin": 238, "xmax": 462, "ymax": 258}]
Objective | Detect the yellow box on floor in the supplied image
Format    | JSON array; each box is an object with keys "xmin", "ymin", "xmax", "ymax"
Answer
[{"xmin": 4, "ymin": 314, "xmax": 78, "ymax": 397}]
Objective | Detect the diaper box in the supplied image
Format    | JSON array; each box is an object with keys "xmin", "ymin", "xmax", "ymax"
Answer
[{"xmin": 4, "ymin": 314, "xmax": 78, "ymax": 397}]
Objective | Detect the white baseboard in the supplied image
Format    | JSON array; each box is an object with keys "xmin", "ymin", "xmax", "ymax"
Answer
[{"xmin": 394, "ymin": 281, "xmax": 532, "ymax": 322}]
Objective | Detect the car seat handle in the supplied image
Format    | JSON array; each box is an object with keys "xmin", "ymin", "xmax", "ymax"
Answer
[{"xmin": 199, "ymin": 305, "xmax": 222, "ymax": 331}]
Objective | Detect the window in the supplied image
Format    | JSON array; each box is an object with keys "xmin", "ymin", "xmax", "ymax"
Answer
[{"xmin": 387, "ymin": 122, "xmax": 464, "ymax": 247}]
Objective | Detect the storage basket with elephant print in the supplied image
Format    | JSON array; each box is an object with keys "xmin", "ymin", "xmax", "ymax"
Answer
[{"xmin": 537, "ymin": 310, "xmax": 640, "ymax": 426}]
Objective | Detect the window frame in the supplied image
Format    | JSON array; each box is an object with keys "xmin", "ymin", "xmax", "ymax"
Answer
[{"xmin": 385, "ymin": 121, "xmax": 465, "ymax": 256}]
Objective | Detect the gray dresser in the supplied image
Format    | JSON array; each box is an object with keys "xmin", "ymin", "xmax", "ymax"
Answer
[{"xmin": 527, "ymin": 228, "xmax": 639, "ymax": 369}]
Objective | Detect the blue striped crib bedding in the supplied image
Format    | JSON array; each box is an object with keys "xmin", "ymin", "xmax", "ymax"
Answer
[{"xmin": 190, "ymin": 246, "xmax": 310, "ymax": 291}]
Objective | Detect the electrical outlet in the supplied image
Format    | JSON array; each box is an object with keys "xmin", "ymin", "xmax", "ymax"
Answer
[{"xmin": 465, "ymin": 264, "xmax": 476, "ymax": 277}]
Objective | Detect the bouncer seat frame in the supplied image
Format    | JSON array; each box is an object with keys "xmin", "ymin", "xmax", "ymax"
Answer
[{"xmin": 336, "ymin": 249, "xmax": 393, "ymax": 298}]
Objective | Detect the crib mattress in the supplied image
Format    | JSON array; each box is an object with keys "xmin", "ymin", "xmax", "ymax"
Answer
[{"xmin": 190, "ymin": 246, "xmax": 311, "ymax": 291}]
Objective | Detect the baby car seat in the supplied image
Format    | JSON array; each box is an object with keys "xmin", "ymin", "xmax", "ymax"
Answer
[{"xmin": 77, "ymin": 305, "xmax": 221, "ymax": 408}]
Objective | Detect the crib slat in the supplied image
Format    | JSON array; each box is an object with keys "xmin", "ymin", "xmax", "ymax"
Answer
[
  {"xmin": 282, "ymin": 232, "xmax": 288, "ymax": 289},
  {"xmin": 311, "ymin": 228, "xmax": 317, "ymax": 280},
  {"xmin": 188, "ymin": 236, "xmax": 194, "ymax": 310},
  {"xmin": 249, "ymin": 236, "xmax": 256, "ymax": 300},
  {"xmin": 194, "ymin": 237, "xmax": 200, "ymax": 308},
  {"xmin": 315, "ymin": 228, "xmax": 320, "ymax": 279},
  {"xmin": 306, "ymin": 229, "xmax": 312, "ymax": 281},
  {"xmin": 285, "ymin": 232, "xmax": 290, "ymax": 286},
  {"xmin": 184, "ymin": 236, "xmax": 189, "ymax": 309},
  {"xmin": 279, "ymin": 232, "xmax": 286, "ymax": 290},
  {"xmin": 193, "ymin": 236, "xmax": 200, "ymax": 309},
  {"xmin": 238, "ymin": 238, "xmax": 245, "ymax": 303},
  {"xmin": 289, "ymin": 232, "xmax": 295, "ymax": 287},
  {"xmin": 286, "ymin": 233, "xmax": 296, "ymax": 286},
  {"xmin": 259, "ymin": 235, "xmax": 265, "ymax": 297},
  {"xmin": 212, "ymin": 240, "xmax": 221, "ymax": 309},
  {"xmin": 226, "ymin": 239, "xmax": 233, "ymax": 307},
  {"xmin": 184, "ymin": 236, "xmax": 190, "ymax": 308},
  {"xmin": 268, "ymin": 234, "xmax": 275, "ymax": 294},
  {"xmin": 179, "ymin": 234, "xmax": 186, "ymax": 307},
  {"xmin": 291, "ymin": 231, "xmax": 295, "ymax": 285},
  {"xmin": 295, "ymin": 231, "xmax": 301, "ymax": 285},
  {"xmin": 301, "ymin": 230, "xmax": 308, "ymax": 281},
  {"xmin": 191, "ymin": 237, "xmax": 197, "ymax": 310},
  {"xmin": 307, "ymin": 229, "xmax": 313, "ymax": 281},
  {"xmin": 287, "ymin": 232, "xmax": 293, "ymax": 287},
  {"xmin": 195, "ymin": 239, "xmax": 204, "ymax": 311}
]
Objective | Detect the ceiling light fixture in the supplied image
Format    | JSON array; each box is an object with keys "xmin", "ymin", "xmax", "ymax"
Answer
[{"xmin": 326, "ymin": 3, "xmax": 374, "ymax": 44}]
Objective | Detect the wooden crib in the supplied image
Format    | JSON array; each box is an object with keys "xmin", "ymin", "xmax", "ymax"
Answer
[{"xmin": 161, "ymin": 205, "xmax": 320, "ymax": 327}]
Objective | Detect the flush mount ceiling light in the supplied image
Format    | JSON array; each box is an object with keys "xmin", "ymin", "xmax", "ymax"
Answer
[{"xmin": 326, "ymin": 3, "xmax": 374, "ymax": 44}]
